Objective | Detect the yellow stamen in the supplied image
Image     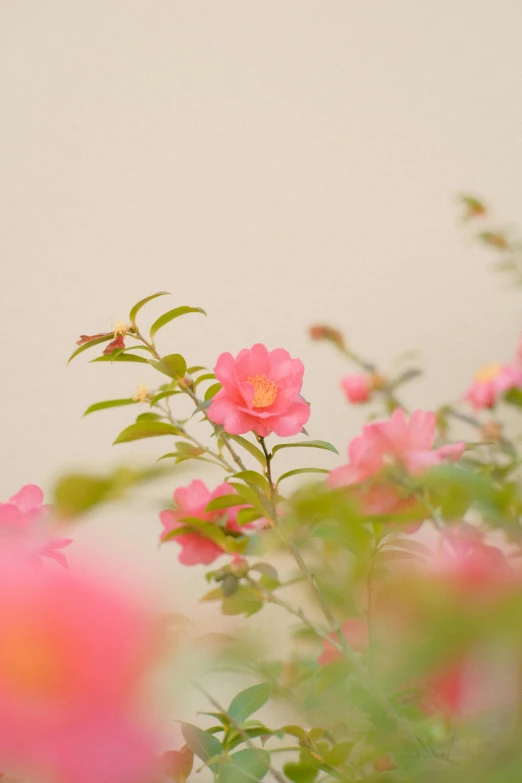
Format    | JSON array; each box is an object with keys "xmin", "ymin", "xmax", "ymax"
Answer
[
  {"xmin": 133, "ymin": 384, "xmax": 150, "ymax": 402},
  {"xmin": 247, "ymin": 375, "xmax": 278, "ymax": 408},
  {"xmin": 114, "ymin": 321, "xmax": 130, "ymax": 336},
  {"xmin": 475, "ymin": 363, "xmax": 502, "ymax": 383}
]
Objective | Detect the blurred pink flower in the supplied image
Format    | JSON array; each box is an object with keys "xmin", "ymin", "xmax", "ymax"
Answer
[
  {"xmin": 340, "ymin": 374, "xmax": 371, "ymax": 404},
  {"xmin": 464, "ymin": 363, "xmax": 522, "ymax": 410},
  {"xmin": 355, "ymin": 481, "xmax": 423, "ymax": 534},
  {"xmin": 0, "ymin": 559, "xmax": 162, "ymax": 783},
  {"xmin": 160, "ymin": 480, "xmax": 251, "ymax": 565},
  {"xmin": 433, "ymin": 527, "xmax": 513, "ymax": 594},
  {"xmin": 208, "ymin": 343, "xmax": 310, "ymax": 437},
  {"xmin": 329, "ymin": 409, "xmax": 464, "ymax": 488},
  {"xmin": 0, "ymin": 485, "xmax": 72, "ymax": 567},
  {"xmin": 318, "ymin": 618, "xmax": 368, "ymax": 665}
]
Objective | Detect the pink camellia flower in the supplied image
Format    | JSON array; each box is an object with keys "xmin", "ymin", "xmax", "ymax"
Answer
[
  {"xmin": 0, "ymin": 485, "xmax": 72, "ymax": 567},
  {"xmin": 0, "ymin": 558, "xmax": 162, "ymax": 783},
  {"xmin": 329, "ymin": 409, "xmax": 464, "ymax": 488},
  {"xmin": 464, "ymin": 363, "xmax": 522, "ymax": 410},
  {"xmin": 340, "ymin": 374, "xmax": 371, "ymax": 404},
  {"xmin": 354, "ymin": 481, "xmax": 423, "ymax": 534},
  {"xmin": 432, "ymin": 527, "xmax": 514, "ymax": 597},
  {"xmin": 318, "ymin": 618, "xmax": 368, "ymax": 665},
  {"xmin": 160, "ymin": 480, "xmax": 251, "ymax": 566},
  {"xmin": 208, "ymin": 343, "xmax": 310, "ymax": 437}
]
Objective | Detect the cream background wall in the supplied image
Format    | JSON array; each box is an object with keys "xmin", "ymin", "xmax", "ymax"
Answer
[{"xmin": 1, "ymin": 0, "xmax": 522, "ymax": 731}]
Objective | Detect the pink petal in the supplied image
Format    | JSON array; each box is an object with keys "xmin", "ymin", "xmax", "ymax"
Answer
[
  {"xmin": 208, "ymin": 392, "xmax": 259, "ymax": 434},
  {"xmin": 238, "ymin": 381, "xmax": 256, "ymax": 409},
  {"xmin": 265, "ymin": 397, "xmax": 310, "ymax": 437},
  {"xmin": 159, "ymin": 509, "xmax": 180, "ymax": 535},
  {"xmin": 177, "ymin": 534, "xmax": 223, "ymax": 565},
  {"xmin": 214, "ymin": 352, "xmax": 240, "ymax": 393},
  {"xmin": 406, "ymin": 410, "xmax": 436, "ymax": 451},
  {"xmin": 174, "ymin": 480, "xmax": 211, "ymax": 517},
  {"xmin": 234, "ymin": 344, "xmax": 270, "ymax": 381},
  {"xmin": 267, "ymin": 351, "xmax": 304, "ymax": 386},
  {"xmin": 328, "ymin": 464, "xmax": 362, "ymax": 488},
  {"xmin": 8, "ymin": 484, "xmax": 44, "ymax": 512}
]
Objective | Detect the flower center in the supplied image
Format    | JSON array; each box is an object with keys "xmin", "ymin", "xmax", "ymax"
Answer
[
  {"xmin": 247, "ymin": 375, "xmax": 278, "ymax": 408},
  {"xmin": 475, "ymin": 363, "xmax": 502, "ymax": 383}
]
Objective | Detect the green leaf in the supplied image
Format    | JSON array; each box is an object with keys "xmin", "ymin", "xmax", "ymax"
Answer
[
  {"xmin": 283, "ymin": 763, "xmax": 318, "ymax": 783},
  {"xmin": 250, "ymin": 563, "xmax": 278, "ymax": 580},
  {"xmin": 231, "ymin": 471, "xmax": 270, "ymax": 493},
  {"xmin": 53, "ymin": 474, "xmax": 114, "ymax": 517},
  {"xmin": 205, "ymin": 382, "xmax": 223, "ymax": 400},
  {"xmin": 220, "ymin": 748, "xmax": 270, "ymax": 783},
  {"xmin": 91, "ymin": 352, "xmax": 149, "ymax": 364},
  {"xmin": 129, "ymin": 291, "xmax": 170, "ymax": 327},
  {"xmin": 149, "ymin": 389, "xmax": 181, "ymax": 406},
  {"xmin": 113, "ymin": 421, "xmax": 182, "ymax": 444},
  {"xmin": 150, "ymin": 306, "xmax": 206, "ymax": 340},
  {"xmin": 166, "ymin": 517, "xmax": 229, "ymax": 548},
  {"xmin": 52, "ymin": 465, "xmax": 166, "ymax": 518},
  {"xmin": 150, "ymin": 354, "xmax": 187, "ymax": 379},
  {"xmin": 83, "ymin": 398, "xmax": 137, "ymax": 416},
  {"xmin": 191, "ymin": 398, "xmax": 213, "ymax": 416},
  {"xmin": 135, "ymin": 412, "xmax": 162, "ymax": 422},
  {"xmin": 237, "ymin": 508, "xmax": 262, "ymax": 526},
  {"xmin": 228, "ymin": 684, "xmax": 272, "ymax": 724},
  {"xmin": 221, "ymin": 586, "xmax": 264, "ymax": 617},
  {"xmin": 180, "ymin": 722, "xmax": 222, "ymax": 770},
  {"xmin": 272, "ymin": 440, "xmax": 339, "ymax": 456},
  {"xmin": 504, "ymin": 387, "xmax": 522, "ymax": 408},
  {"xmin": 206, "ymin": 495, "xmax": 245, "ymax": 511},
  {"xmin": 67, "ymin": 334, "xmax": 114, "ymax": 364},
  {"xmin": 228, "ymin": 483, "xmax": 272, "ymax": 518},
  {"xmin": 226, "ymin": 435, "xmax": 266, "ymax": 466},
  {"xmin": 194, "ymin": 373, "xmax": 217, "ymax": 387},
  {"xmin": 276, "ymin": 468, "xmax": 329, "ymax": 486}
]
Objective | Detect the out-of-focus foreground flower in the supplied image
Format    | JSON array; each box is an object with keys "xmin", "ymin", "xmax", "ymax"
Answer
[
  {"xmin": 0, "ymin": 485, "xmax": 72, "ymax": 567},
  {"xmin": 0, "ymin": 556, "xmax": 164, "ymax": 783}
]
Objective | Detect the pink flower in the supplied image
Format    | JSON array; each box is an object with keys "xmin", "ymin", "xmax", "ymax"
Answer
[
  {"xmin": 329, "ymin": 409, "xmax": 464, "ymax": 487},
  {"xmin": 318, "ymin": 618, "xmax": 368, "ymax": 665},
  {"xmin": 432, "ymin": 527, "xmax": 513, "ymax": 595},
  {"xmin": 0, "ymin": 485, "xmax": 72, "ymax": 567},
  {"xmin": 208, "ymin": 343, "xmax": 310, "ymax": 437},
  {"xmin": 0, "ymin": 559, "xmax": 162, "ymax": 783},
  {"xmin": 354, "ymin": 481, "xmax": 423, "ymax": 534},
  {"xmin": 340, "ymin": 374, "xmax": 371, "ymax": 404},
  {"xmin": 160, "ymin": 480, "xmax": 250, "ymax": 565},
  {"xmin": 464, "ymin": 363, "xmax": 522, "ymax": 410}
]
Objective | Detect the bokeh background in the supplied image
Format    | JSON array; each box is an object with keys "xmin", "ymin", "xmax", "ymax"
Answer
[{"xmin": 2, "ymin": 0, "xmax": 522, "ymax": 724}]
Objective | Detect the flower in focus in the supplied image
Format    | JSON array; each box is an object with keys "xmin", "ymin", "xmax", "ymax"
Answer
[
  {"xmin": 318, "ymin": 618, "xmax": 368, "ymax": 665},
  {"xmin": 0, "ymin": 559, "xmax": 162, "ymax": 783},
  {"xmin": 160, "ymin": 480, "xmax": 252, "ymax": 565},
  {"xmin": 208, "ymin": 343, "xmax": 310, "ymax": 437},
  {"xmin": 329, "ymin": 409, "xmax": 464, "ymax": 488},
  {"xmin": 0, "ymin": 485, "xmax": 72, "ymax": 567},
  {"xmin": 464, "ymin": 363, "xmax": 522, "ymax": 410},
  {"xmin": 340, "ymin": 374, "xmax": 371, "ymax": 404}
]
